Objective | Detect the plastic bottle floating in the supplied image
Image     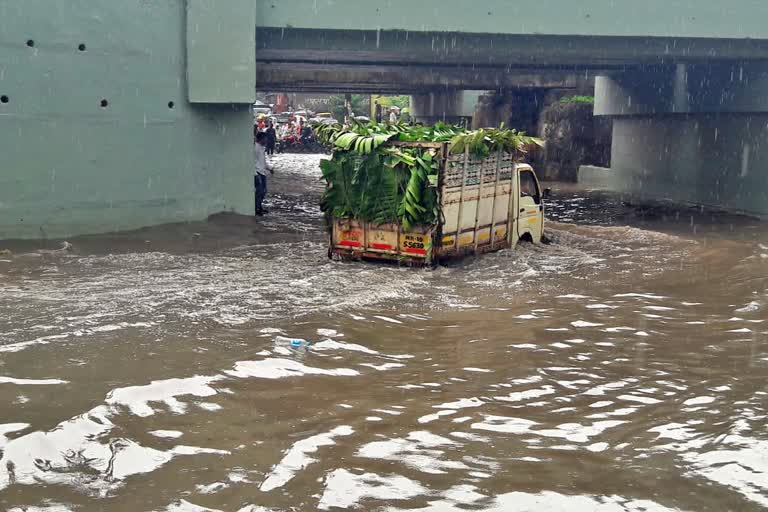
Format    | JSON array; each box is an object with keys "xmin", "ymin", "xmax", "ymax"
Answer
[{"xmin": 275, "ymin": 336, "xmax": 312, "ymax": 350}]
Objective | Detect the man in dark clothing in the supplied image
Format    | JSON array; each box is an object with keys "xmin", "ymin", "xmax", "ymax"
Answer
[
  {"xmin": 254, "ymin": 132, "xmax": 273, "ymax": 216},
  {"xmin": 300, "ymin": 123, "xmax": 312, "ymax": 145},
  {"xmin": 265, "ymin": 122, "xmax": 277, "ymax": 155},
  {"xmin": 374, "ymin": 101, "xmax": 382, "ymax": 123}
]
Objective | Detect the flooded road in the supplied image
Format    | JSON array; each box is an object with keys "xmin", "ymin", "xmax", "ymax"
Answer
[{"xmin": 1, "ymin": 154, "xmax": 768, "ymax": 511}]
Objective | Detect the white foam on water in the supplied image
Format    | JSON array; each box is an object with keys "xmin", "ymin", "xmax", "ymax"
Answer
[
  {"xmin": 8, "ymin": 506, "xmax": 75, "ymax": 512},
  {"xmin": 584, "ymin": 381, "xmax": 629, "ymax": 396},
  {"xmin": 149, "ymin": 430, "xmax": 184, "ymax": 439},
  {"xmin": 418, "ymin": 409, "xmax": 457, "ymax": 424},
  {"xmin": 372, "ymin": 409, "xmax": 402, "ymax": 416},
  {"xmin": 471, "ymin": 415, "xmax": 538, "ymax": 435},
  {"xmin": 735, "ymin": 301, "xmax": 761, "ymax": 313},
  {"xmin": 0, "ymin": 376, "xmax": 68, "ymax": 385},
  {"xmin": 603, "ymin": 326, "xmax": 635, "ymax": 333},
  {"xmin": 434, "ymin": 397, "xmax": 484, "ymax": 409},
  {"xmin": 509, "ymin": 376, "xmax": 542, "ymax": 385},
  {"xmin": 260, "ymin": 425, "xmax": 354, "ymax": 492},
  {"xmin": 360, "ymin": 362, "xmax": 405, "ymax": 371},
  {"xmin": 463, "ymin": 367, "xmax": 493, "ymax": 373},
  {"xmin": 374, "ymin": 315, "xmax": 403, "ymax": 324},
  {"xmin": 166, "ymin": 500, "xmax": 223, "ymax": 512},
  {"xmin": 106, "ymin": 375, "xmax": 223, "ymax": 417},
  {"xmin": 356, "ymin": 431, "xmax": 467, "ymax": 475},
  {"xmin": 571, "ymin": 320, "xmax": 603, "ymax": 327},
  {"xmin": 536, "ymin": 420, "xmax": 626, "ymax": 443},
  {"xmin": 312, "ymin": 339, "xmax": 378, "ymax": 355},
  {"xmin": 496, "ymin": 386, "xmax": 555, "ymax": 403},
  {"xmin": 319, "ymin": 469, "xmax": 427, "ymax": 510},
  {"xmin": 195, "ymin": 481, "xmax": 229, "ymax": 494},
  {"xmin": 386, "ymin": 490, "xmax": 687, "ymax": 512},
  {"xmin": 226, "ymin": 358, "xmax": 359, "ymax": 379},
  {"xmin": 613, "ymin": 293, "xmax": 668, "ymax": 299},
  {"xmin": 618, "ymin": 394, "xmax": 661, "ymax": 405},
  {"xmin": 587, "ymin": 442, "xmax": 610, "ymax": 452},
  {"xmin": 170, "ymin": 446, "xmax": 230, "ymax": 456},
  {"xmin": 683, "ymin": 396, "xmax": 715, "ymax": 406}
]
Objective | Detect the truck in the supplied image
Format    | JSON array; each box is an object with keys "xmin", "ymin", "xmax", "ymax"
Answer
[{"xmin": 329, "ymin": 141, "xmax": 546, "ymax": 266}]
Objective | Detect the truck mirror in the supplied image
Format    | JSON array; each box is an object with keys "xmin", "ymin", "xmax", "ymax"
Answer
[{"xmin": 542, "ymin": 188, "xmax": 552, "ymax": 199}]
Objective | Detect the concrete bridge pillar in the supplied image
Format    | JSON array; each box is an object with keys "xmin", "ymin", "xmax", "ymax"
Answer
[
  {"xmin": 594, "ymin": 63, "xmax": 768, "ymax": 215},
  {"xmin": 410, "ymin": 91, "xmax": 465, "ymax": 124}
]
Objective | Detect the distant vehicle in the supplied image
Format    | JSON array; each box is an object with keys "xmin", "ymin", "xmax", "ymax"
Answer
[
  {"xmin": 293, "ymin": 109, "xmax": 313, "ymax": 119},
  {"xmin": 254, "ymin": 106, "xmax": 271, "ymax": 113},
  {"xmin": 353, "ymin": 116, "xmax": 370, "ymax": 123},
  {"xmin": 315, "ymin": 112, "xmax": 334, "ymax": 119},
  {"xmin": 310, "ymin": 117, "xmax": 339, "ymax": 125},
  {"xmin": 272, "ymin": 112, "xmax": 292, "ymax": 124}
]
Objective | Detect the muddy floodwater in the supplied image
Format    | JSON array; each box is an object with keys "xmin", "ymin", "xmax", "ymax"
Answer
[{"xmin": 1, "ymin": 154, "xmax": 768, "ymax": 512}]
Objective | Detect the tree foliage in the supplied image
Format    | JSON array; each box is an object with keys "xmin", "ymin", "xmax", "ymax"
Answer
[{"xmin": 315, "ymin": 120, "xmax": 541, "ymax": 229}]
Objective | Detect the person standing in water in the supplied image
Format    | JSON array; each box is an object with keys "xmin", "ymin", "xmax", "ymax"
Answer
[
  {"xmin": 265, "ymin": 121, "xmax": 277, "ymax": 156},
  {"xmin": 254, "ymin": 131, "xmax": 273, "ymax": 216}
]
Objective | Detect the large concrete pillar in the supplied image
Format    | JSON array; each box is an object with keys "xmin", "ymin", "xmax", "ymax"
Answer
[
  {"xmin": 410, "ymin": 91, "xmax": 464, "ymax": 124},
  {"xmin": 593, "ymin": 63, "xmax": 768, "ymax": 215}
]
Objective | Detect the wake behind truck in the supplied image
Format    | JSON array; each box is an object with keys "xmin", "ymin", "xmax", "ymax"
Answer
[{"xmin": 317, "ymin": 124, "xmax": 546, "ymax": 266}]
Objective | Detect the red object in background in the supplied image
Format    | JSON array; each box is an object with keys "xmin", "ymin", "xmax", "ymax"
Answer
[{"xmin": 274, "ymin": 93, "xmax": 289, "ymax": 113}]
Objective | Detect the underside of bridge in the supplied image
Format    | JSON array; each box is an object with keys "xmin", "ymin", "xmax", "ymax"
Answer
[{"xmin": 4, "ymin": 0, "xmax": 768, "ymax": 239}]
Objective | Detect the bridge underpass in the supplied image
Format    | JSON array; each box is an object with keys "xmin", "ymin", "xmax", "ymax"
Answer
[
  {"xmin": 4, "ymin": 0, "xmax": 768, "ymax": 239},
  {"xmin": 254, "ymin": 1, "xmax": 768, "ymax": 215}
]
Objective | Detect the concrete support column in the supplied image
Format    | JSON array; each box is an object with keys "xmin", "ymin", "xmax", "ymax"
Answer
[
  {"xmin": 593, "ymin": 63, "xmax": 768, "ymax": 215},
  {"xmin": 410, "ymin": 91, "xmax": 464, "ymax": 124}
]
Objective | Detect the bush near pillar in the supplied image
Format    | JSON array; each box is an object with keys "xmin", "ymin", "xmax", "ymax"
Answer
[{"xmin": 542, "ymin": 98, "xmax": 611, "ymax": 181}]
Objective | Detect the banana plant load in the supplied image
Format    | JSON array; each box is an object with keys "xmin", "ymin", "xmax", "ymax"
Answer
[{"xmin": 315, "ymin": 120, "xmax": 548, "ymax": 266}]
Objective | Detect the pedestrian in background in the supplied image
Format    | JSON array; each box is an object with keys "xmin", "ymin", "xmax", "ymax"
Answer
[
  {"xmin": 265, "ymin": 121, "xmax": 277, "ymax": 156},
  {"xmin": 254, "ymin": 131, "xmax": 273, "ymax": 216}
]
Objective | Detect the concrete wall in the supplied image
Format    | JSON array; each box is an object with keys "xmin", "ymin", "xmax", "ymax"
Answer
[
  {"xmin": 609, "ymin": 115, "xmax": 768, "ymax": 214},
  {"xmin": 0, "ymin": 0, "xmax": 254, "ymax": 239}
]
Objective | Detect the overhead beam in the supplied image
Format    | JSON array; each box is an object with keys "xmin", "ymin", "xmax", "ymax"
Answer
[
  {"xmin": 256, "ymin": 0, "xmax": 768, "ymax": 41},
  {"xmin": 257, "ymin": 28, "xmax": 768, "ymax": 70},
  {"xmin": 256, "ymin": 62, "xmax": 592, "ymax": 94}
]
